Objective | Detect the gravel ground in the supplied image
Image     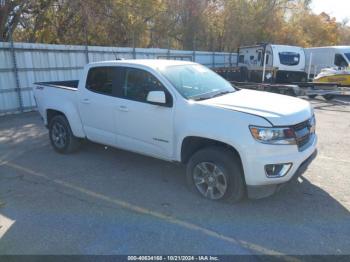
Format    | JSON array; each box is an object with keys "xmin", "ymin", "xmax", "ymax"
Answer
[{"xmin": 0, "ymin": 96, "xmax": 349, "ymax": 255}]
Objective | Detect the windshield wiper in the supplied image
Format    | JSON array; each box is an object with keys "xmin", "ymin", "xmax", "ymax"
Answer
[
  {"xmin": 189, "ymin": 90, "xmax": 234, "ymax": 101},
  {"xmin": 208, "ymin": 90, "xmax": 234, "ymax": 99},
  {"xmin": 192, "ymin": 97, "xmax": 211, "ymax": 101}
]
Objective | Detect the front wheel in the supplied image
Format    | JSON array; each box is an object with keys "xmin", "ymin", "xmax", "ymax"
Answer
[
  {"xmin": 186, "ymin": 147, "xmax": 245, "ymax": 203},
  {"xmin": 49, "ymin": 115, "xmax": 81, "ymax": 154}
]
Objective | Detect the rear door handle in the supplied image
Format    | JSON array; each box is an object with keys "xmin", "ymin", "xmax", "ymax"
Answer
[
  {"xmin": 81, "ymin": 98, "xmax": 91, "ymax": 104},
  {"xmin": 119, "ymin": 105, "xmax": 129, "ymax": 112}
]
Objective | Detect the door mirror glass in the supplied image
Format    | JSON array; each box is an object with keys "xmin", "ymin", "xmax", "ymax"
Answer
[{"xmin": 147, "ymin": 91, "xmax": 166, "ymax": 104}]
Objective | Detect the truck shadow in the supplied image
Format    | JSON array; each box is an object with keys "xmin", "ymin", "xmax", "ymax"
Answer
[{"xmin": 80, "ymin": 142, "xmax": 350, "ymax": 254}]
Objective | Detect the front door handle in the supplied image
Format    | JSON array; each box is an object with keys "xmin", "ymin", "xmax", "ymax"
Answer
[
  {"xmin": 119, "ymin": 105, "xmax": 129, "ymax": 112},
  {"xmin": 81, "ymin": 98, "xmax": 91, "ymax": 104}
]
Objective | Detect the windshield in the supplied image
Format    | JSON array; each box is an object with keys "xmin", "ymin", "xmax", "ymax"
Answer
[
  {"xmin": 160, "ymin": 64, "xmax": 235, "ymax": 100},
  {"xmin": 345, "ymin": 53, "xmax": 350, "ymax": 62},
  {"xmin": 278, "ymin": 52, "xmax": 300, "ymax": 66}
]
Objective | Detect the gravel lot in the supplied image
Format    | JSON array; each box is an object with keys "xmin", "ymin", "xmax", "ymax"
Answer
[{"xmin": 0, "ymin": 96, "xmax": 350, "ymax": 255}]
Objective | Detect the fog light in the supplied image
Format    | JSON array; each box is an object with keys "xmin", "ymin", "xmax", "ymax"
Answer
[{"xmin": 265, "ymin": 163, "xmax": 292, "ymax": 178}]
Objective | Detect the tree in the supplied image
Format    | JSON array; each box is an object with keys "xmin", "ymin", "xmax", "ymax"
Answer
[
  {"xmin": 0, "ymin": 0, "xmax": 32, "ymax": 41},
  {"xmin": 4, "ymin": 0, "xmax": 350, "ymax": 50}
]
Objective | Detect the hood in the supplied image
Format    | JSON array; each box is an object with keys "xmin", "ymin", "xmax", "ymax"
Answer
[{"xmin": 199, "ymin": 89, "xmax": 312, "ymax": 126}]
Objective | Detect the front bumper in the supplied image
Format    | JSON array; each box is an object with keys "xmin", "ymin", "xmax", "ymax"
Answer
[
  {"xmin": 247, "ymin": 149, "xmax": 317, "ymax": 199},
  {"xmin": 240, "ymin": 132, "xmax": 317, "ymax": 199}
]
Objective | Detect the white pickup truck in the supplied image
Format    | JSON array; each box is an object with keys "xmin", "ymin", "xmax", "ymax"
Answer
[{"xmin": 34, "ymin": 59, "xmax": 317, "ymax": 202}]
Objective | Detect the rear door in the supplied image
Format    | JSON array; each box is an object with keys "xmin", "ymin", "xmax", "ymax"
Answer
[
  {"xmin": 79, "ymin": 66, "xmax": 123, "ymax": 146},
  {"xmin": 115, "ymin": 67, "xmax": 175, "ymax": 159}
]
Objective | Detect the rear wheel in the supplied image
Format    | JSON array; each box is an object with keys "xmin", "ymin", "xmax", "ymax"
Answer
[
  {"xmin": 49, "ymin": 115, "xmax": 80, "ymax": 154},
  {"xmin": 186, "ymin": 147, "xmax": 245, "ymax": 203}
]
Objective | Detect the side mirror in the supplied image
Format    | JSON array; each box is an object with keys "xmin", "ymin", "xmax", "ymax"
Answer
[{"xmin": 146, "ymin": 91, "xmax": 166, "ymax": 105}]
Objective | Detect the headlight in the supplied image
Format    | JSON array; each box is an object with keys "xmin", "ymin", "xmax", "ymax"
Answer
[
  {"xmin": 309, "ymin": 115, "xmax": 316, "ymax": 134},
  {"xmin": 249, "ymin": 126, "xmax": 296, "ymax": 145}
]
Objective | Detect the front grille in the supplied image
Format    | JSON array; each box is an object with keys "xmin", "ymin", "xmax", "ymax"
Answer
[{"xmin": 292, "ymin": 119, "xmax": 311, "ymax": 150}]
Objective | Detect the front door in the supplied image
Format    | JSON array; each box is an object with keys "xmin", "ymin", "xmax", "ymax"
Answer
[{"xmin": 115, "ymin": 67, "xmax": 174, "ymax": 160}]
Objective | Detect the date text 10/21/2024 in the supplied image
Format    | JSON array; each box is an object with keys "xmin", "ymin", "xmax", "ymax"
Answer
[{"xmin": 127, "ymin": 256, "xmax": 219, "ymax": 261}]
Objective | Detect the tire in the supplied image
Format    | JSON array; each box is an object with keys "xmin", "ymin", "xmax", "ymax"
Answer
[
  {"xmin": 49, "ymin": 115, "xmax": 81, "ymax": 154},
  {"xmin": 308, "ymin": 95, "xmax": 317, "ymax": 99},
  {"xmin": 323, "ymin": 94, "xmax": 335, "ymax": 101},
  {"xmin": 186, "ymin": 146, "xmax": 245, "ymax": 203}
]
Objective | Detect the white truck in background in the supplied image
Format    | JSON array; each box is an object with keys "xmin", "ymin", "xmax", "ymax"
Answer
[
  {"xmin": 33, "ymin": 59, "xmax": 317, "ymax": 202},
  {"xmin": 305, "ymin": 46, "xmax": 350, "ymax": 77}
]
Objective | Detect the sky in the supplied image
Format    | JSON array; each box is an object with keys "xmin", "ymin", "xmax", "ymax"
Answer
[{"xmin": 310, "ymin": 0, "xmax": 350, "ymax": 24}]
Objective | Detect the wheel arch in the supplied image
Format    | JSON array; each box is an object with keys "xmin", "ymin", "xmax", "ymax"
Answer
[
  {"xmin": 46, "ymin": 108, "xmax": 85, "ymax": 138},
  {"xmin": 180, "ymin": 136, "xmax": 244, "ymax": 170},
  {"xmin": 183, "ymin": 136, "xmax": 246, "ymax": 202},
  {"xmin": 47, "ymin": 109, "xmax": 64, "ymax": 126}
]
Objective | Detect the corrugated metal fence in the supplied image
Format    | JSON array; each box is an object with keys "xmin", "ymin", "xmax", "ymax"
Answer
[{"xmin": 0, "ymin": 42, "xmax": 237, "ymax": 116}]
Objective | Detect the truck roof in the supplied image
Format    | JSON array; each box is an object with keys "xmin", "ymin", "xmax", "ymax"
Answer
[{"xmin": 88, "ymin": 59, "xmax": 196, "ymax": 70}]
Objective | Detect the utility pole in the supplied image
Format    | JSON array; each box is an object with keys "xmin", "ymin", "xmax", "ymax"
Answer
[
  {"xmin": 167, "ymin": 37, "xmax": 170, "ymax": 59},
  {"xmin": 9, "ymin": 23, "xmax": 23, "ymax": 112},
  {"xmin": 262, "ymin": 51, "xmax": 267, "ymax": 83},
  {"xmin": 132, "ymin": 31, "xmax": 136, "ymax": 59},
  {"xmin": 81, "ymin": 0, "xmax": 89, "ymax": 64},
  {"xmin": 192, "ymin": 37, "xmax": 196, "ymax": 62}
]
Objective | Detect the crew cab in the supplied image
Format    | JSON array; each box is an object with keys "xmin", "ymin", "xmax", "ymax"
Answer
[{"xmin": 34, "ymin": 60, "xmax": 317, "ymax": 202}]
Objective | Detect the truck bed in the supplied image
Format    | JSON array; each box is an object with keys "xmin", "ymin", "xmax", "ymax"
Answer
[{"xmin": 34, "ymin": 80, "xmax": 79, "ymax": 91}]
